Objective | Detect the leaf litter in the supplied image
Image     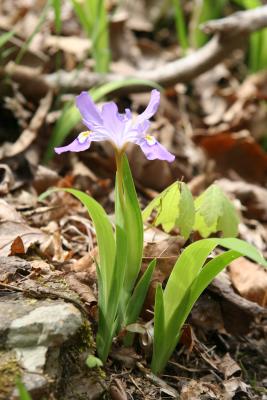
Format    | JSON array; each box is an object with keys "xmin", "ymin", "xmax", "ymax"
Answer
[{"xmin": 0, "ymin": 1, "xmax": 267, "ymax": 399}]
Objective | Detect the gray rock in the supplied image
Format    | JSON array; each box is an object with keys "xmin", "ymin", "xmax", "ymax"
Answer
[
  {"xmin": 15, "ymin": 346, "xmax": 48, "ymax": 373},
  {"xmin": 12, "ymin": 373, "xmax": 49, "ymax": 400},
  {"xmin": 0, "ymin": 294, "xmax": 99, "ymax": 400},
  {"xmin": 8, "ymin": 303, "xmax": 83, "ymax": 348},
  {"xmin": 0, "ymin": 295, "xmax": 36, "ymax": 348}
]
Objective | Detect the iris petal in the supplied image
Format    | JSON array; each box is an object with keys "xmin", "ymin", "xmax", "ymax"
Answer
[
  {"xmin": 101, "ymin": 102, "xmax": 126, "ymax": 139},
  {"xmin": 136, "ymin": 89, "xmax": 160, "ymax": 125},
  {"xmin": 55, "ymin": 89, "xmax": 175, "ymax": 163},
  {"xmin": 55, "ymin": 138, "xmax": 91, "ymax": 154},
  {"xmin": 138, "ymin": 138, "xmax": 175, "ymax": 162},
  {"xmin": 76, "ymin": 92, "xmax": 103, "ymax": 129}
]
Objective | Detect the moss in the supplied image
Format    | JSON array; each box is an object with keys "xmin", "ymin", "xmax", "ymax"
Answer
[
  {"xmin": 56, "ymin": 319, "xmax": 105, "ymax": 399},
  {"xmin": 0, "ymin": 351, "xmax": 20, "ymax": 400},
  {"xmin": 79, "ymin": 320, "xmax": 95, "ymax": 352}
]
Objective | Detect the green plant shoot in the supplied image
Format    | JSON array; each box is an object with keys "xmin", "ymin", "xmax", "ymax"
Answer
[{"xmin": 50, "ymin": 89, "xmax": 267, "ymax": 375}]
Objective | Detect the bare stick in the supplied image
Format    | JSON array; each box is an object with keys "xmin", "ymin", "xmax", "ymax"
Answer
[{"xmin": 2, "ymin": 6, "xmax": 267, "ymax": 97}]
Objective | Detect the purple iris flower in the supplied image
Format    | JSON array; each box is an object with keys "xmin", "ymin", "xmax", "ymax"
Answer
[{"xmin": 55, "ymin": 89, "xmax": 175, "ymax": 162}]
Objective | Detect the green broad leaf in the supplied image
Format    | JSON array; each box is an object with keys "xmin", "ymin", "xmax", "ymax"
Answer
[
  {"xmin": 152, "ymin": 284, "xmax": 165, "ymax": 374},
  {"xmin": 194, "ymin": 184, "xmax": 239, "ymax": 238},
  {"xmin": 16, "ymin": 380, "xmax": 32, "ymax": 400},
  {"xmin": 61, "ymin": 189, "xmax": 116, "ymax": 320},
  {"xmin": 40, "ymin": 188, "xmax": 115, "ymax": 307},
  {"xmin": 175, "ymin": 183, "xmax": 195, "ymax": 239},
  {"xmin": 43, "ymin": 79, "xmax": 161, "ymax": 163},
  {"xmin": 163, "ymin": 239, "xmax": 218, "ymax": 320},
  {"xmin": 142, "ymin": 182, "xmax": 195, "ymax": 239},
  {"xmin": 125, "ymin": 259, "xmax": 156, "ymax": 327},
  {"xmin": 151, "ymin": 237, "xmax": 267, "ymax": 375},
  {"xmin": 185, "ymin": 250, "xmax": 241, "ymax": 318},
  {"xmin": 86, "ymin": 354, "xmax": 103, "ymax": 368},
  {"xmin": 121, "ymin": 156, "xmax": 144, "ymax": 295},
  {"xmin": 154, "ymin": 183, "xmax": 180, "ymax": 232},
  {"xmin": 123, "ymin": 259, "xmax": 156, "ymax": 346},
  {"xmin": 107, "ymin": 174, "xmax": 128, "ymax": 330}
]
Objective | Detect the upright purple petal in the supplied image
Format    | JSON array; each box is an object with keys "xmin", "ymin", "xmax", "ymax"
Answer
[
  {"xmin": 76, "ymin": 92, "xmax": 103, "ymax": 129},
  {"xmin": 55, "ymin": 137, "xmax": 91, "ymax": 154},
  {"xmin": 101, "ymin": 102, "xmax": 126, "ymax": 143},
  {"xmin": 136, "ymin": 89, "xmax": 160, "ymax": 125},
  {"xmin": 138, "ymin": 138, "xmax": 175, "ymax": 162}
]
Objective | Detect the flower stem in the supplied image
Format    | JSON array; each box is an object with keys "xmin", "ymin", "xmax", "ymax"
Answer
[{"xmin": 114, "ymin": 149, "xmax": 125, "ymax": 206}]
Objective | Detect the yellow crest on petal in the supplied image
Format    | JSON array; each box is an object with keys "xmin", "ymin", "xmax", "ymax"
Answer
[
  {"xmin": 145, "ymin": 134, "xmax": 156, "ymax": 146},
  {"xmin": 78, "ymin": 131, "xmax": 91, "ymax": 144}
]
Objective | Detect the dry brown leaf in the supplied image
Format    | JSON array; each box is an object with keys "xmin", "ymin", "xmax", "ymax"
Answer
[
  {"xmin": 141, "ymin": 228, "xmax": 185, "ymax": 317},
  {"xmin": 0, "ymin": 256, "xmax": 31, "ymax": 283},
  {"xmin": 179, "ymin": 324, "xmax": 195, "ymax": 352},
  {"xmin": 190, "ymin": 293, "xmax": 225, "ymax": 333},
  {"xmin": 44, "ymin": 35, "xmax": 91, "ymax": 61},
  {"xmin": 0, "ymin": 200, "xmax": 48, "ymax": 257},
  {"xmin": 66, "ymin": 274, "xmax": 96, "ymax": 307},
  {"xmin": 0, "ymin": 221, "xmax": 48, "ymax": 257},
  {"xmin": 0, "ymin": 89, "xmax": 52, "ymax": 158},
  {"xmin": 180, "ymin": 380, "xmax": 224, "ymax": 400},
  {"xmin": 218, "ymin": 353, "xmax": 241, "ymax": 380},
  {"xmin": 109, "ymin": 379, "xmax": 128, "ymax": 400},
  {"xmin": 196, "ymin": 132, "xmax": 267, "ymax": 183},
  {"xmin": 10, "ymin": 236, "xmax": 25, "ymax": 255},
  {"xmin": 229, "ymin": 257, "xmax": 267, "ymax": 307},
  {"xmin": 0, "ymin": 164, "xmax": 15, "ymax": 194},
  {"xmin": 217, "ymin": 178, "xmax": 267, "ymax": 221}
]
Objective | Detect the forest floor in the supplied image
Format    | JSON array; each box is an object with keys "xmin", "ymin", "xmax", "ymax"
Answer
[{"xmin": 0, "ymin": 1, "xmax": 267, "ymax": 399}]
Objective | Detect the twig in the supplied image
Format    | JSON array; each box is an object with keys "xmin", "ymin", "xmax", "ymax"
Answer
[
  {"xmin": 136, "ymin": 362, "xmax": 179, "ymax": 398},
  {"xmin": 0, "ymin": 281, "xmax": 88, "ymax": 315},
  {"xmin": 2, "ymin": 6, "xmax": 267, "ymax": 97}
]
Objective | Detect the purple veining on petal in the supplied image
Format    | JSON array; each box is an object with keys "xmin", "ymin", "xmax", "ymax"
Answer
[
  {"xmin": 76, "ymin": 92, "xmax": 103, "ymax": 129},
  {"xmin": 101, "ymin": 102, "xmax": 126, "ymax": 140},
  {"xmin": 55, "ymin": 138, "xmax": 91, "ymax": 154},
  {"xmin": 138, "ymin": 138, "xmax": 175, "ymax": 162},
  {"xmin": 55, "ymin": 89, "xmax": 175, "ymax": 162}
]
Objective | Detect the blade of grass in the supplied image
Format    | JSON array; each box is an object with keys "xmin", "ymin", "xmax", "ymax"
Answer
[
  {"xmin": 52, "ymin": 0, "xmax": 62, "ymax": 34},
  {"xmin": 71, "ymin": 0, "xmax": 110, "ymax": 73},
  {"xmin": 190, "ymin": 0, "xmax": 227, "ymax": 48},
  {"xmin": 16, "ymin": 380, "xmax": 32, "ymax": 400},
  {"xmin": 0, "ymin": 30, "xmax": 16, "ymax": 49},
  {"xmin": 173, "ymin": 0, "xmax": 189, "ymax": 55}
]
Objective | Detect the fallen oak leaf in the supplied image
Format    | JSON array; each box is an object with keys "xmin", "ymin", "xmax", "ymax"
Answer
[
  {"xmin": 66, "ymin": 273, "xmax": 96, "ymax": 307},
  {"xmin": 195, "ymin": 132, "xmax": 267, "ymax": 183},
  {"xmin": 229, "ymin": 257, "xmax": 267, "ymax": 307}
]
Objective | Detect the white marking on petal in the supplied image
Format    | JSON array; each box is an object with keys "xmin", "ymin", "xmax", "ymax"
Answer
[
  {"xmin": 145, "ymin": 135, "xmax": 157, "ymax": 146},
  {"xmin": 78, "ymin": 131, "xmax": 91, "ymax": 144}
]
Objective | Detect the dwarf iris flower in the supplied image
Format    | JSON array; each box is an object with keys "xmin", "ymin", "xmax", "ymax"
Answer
[{"xmin": 55, "ymin": 89, "xmax": 175, "ymax": 163}]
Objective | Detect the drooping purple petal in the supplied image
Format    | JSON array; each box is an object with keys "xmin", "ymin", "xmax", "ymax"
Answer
[
  {"xmin": 135, "ymin": 89, "xmax": 160, "ymax": 126},
  {"xmin": 138, "ymin": 138, "xmax": 175, "ymax": 162},
  {"xmin": 76, "ymin": 92, "xmax": 103, "ymax": 129},
  {"xmin": 55, "ymin": 138, "xmax": 91, "ymax": 154}
]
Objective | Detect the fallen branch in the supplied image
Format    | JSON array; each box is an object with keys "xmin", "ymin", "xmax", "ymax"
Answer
[{"xmin": 2, "ymin": 6, "xmax": 267, "ymax": 97}]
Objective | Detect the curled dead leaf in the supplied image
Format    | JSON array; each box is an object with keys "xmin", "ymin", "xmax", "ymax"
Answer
[{"xmin": 229, "ymin": 257, "xmax": 267, "ymax": 307}]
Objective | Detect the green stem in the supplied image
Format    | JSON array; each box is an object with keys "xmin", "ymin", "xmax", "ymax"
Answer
[{"xmin": 114, "ymin": 149, "xmax": 125, "ymax": 206}]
